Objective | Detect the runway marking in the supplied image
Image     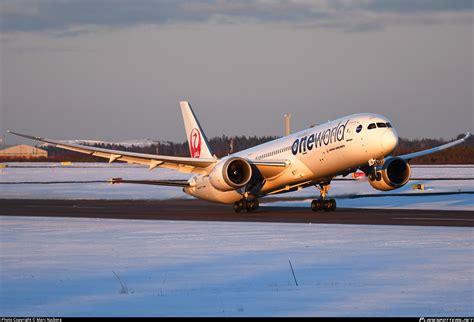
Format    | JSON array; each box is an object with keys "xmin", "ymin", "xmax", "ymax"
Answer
[
  {"xmin": 25, "ymin": 205, "xmax": 65, "ymax": 208},
  {"xmin": 72, "ymin": 206, "xmax": 106, "ymax": 209},
  {"xmin": 24, "ymin": 205, "xmax": 105, "ymax": 209},
  {"xmin": 394, "ymin": 217, "xmax": 474, "ymax": 222}
]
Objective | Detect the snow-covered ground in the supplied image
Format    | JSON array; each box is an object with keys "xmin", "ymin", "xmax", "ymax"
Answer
[
  {"xmin": 39, "ymin": 138, "xmax": 164, "ymax": 148},
  {"xmin": 0, "ymin": 162, "xmax": 191, "ymax": 200},
  {"xmin": 0, "ymin": 216, "xmax": 472, "ymax": 317},
  {"xmin": 0, "ymin": 163, "xmax": 473, "ymax": 210}
]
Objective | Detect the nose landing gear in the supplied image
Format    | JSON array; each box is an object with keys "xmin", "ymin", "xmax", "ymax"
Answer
[
  {"xmin": 311, "ymin": 183, "xmax": 336, "ymax": 212},
  {"xmin": 368, "ymin": 158, "xmax": 383, "ymax": 181}
]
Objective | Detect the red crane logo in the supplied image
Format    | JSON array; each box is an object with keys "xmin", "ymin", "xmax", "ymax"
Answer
[{"xmin": 190, "ymin": 128, "xmax": 201, "ymax": 158}]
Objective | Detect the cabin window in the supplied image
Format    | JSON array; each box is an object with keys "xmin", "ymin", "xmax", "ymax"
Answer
[
  {"xmin": 377, "ymin": 122, "xmax": 387, "ymax": 128},
  {"xmin": 367, "ymin": 123, "xmax": 376, "ymax": 130},
  {"xmin": 356, "ymin": 125, "xmax": 362, "ymax": 133}
]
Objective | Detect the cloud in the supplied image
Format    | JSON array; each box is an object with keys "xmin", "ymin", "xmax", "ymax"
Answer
[
  {"xmin": 0, "ymin": 0, "xmax": 472, "ymax": 34},
  {"xmin": 361, "ymin": 0, "xmax": 473, "ymax": 13}
]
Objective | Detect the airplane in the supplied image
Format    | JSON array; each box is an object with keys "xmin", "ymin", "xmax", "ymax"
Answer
[{"xmin": 8, "ymin": 101, "xmax": 471, "ymax": 213}]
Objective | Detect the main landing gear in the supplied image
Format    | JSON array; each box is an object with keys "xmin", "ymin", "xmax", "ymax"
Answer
[
  {"xmin": 233, "ymin": 196, "xmax": 259, "ymax": 213},
  {"xmin": 311, "ymin": 183, "xmax": 336, "ymax": 212}
]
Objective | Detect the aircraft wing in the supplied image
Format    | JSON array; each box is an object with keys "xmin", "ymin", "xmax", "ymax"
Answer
[
  {"xmin": 8, "ymin": 131, "xmax": 217, "ymax": 174},
  {"xmin": 396, "ymin": 132, "xmax": 471, "ymax": 162}
]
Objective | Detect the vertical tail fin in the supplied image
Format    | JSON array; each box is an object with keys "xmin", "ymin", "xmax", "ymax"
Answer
[{"xmin": 180, "ymin": 101, "xmax": 214, "ymax": 159}]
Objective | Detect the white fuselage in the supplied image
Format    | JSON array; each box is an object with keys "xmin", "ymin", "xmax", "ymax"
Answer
[{"xmin": 184, "ymin": 113, "xmax": 398, "ymax": 204}]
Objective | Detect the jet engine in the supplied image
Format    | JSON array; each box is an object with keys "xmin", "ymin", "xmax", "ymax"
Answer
[
  {"xmin": 209, "ymin": 157, "xmax": 253, "ymax": 191},
  {"xmin": 369, "ymin": 157, "xmax": 411, "ymax": 191}
]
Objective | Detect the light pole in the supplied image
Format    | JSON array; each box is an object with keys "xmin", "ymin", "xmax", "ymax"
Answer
[{"xmin": 284, "ymin": 114, "xmax": 292, "ymax": 136}]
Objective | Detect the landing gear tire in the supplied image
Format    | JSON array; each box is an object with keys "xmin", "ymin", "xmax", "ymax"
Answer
[
  {"xmin": 311, "ymin": 199, "xmax": 336, "ymax": 212},
  {"xmin": 323, "ymin": 199, "xmax": 336, "ymax": 212},
  {"xmin": 312, "ymin": 182, "xmax": 336, "ymax": 212},
  {"xmin": 251, "ymin": 199, "xmax": 259, "ymax": 211},
  {"xmin": 234, "ymin": 198, "xmax": 259, "ymax": 213},
  {"xmin": 311, "ymin": 199, "xmax": 323, "ymax": 211},
  {"xmin": 246, "ymin": 198, "xmax": 259, "ymax": 212},
  {"xmin": 233, "ymin": 200, "xmax": 245, "ymax": 213}
]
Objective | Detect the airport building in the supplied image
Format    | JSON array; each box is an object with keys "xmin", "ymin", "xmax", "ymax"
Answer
[{"xmin": 0, "ymin": 144, "xmax": 48, "ymax": 158}]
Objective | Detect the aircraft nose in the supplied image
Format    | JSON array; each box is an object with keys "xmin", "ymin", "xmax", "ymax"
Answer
[{"xmin": 381, "ymin": 130, "xmax": 398, "ymax": 153}]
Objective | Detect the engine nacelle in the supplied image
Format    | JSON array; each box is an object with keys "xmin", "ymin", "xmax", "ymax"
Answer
[
  {"xmin": 369, "ymin": 157, "xmax": 411, "ymax": 191},
  {"xmin": 209, "ymin": 157, "xmax": 253, "ymax": 192}
]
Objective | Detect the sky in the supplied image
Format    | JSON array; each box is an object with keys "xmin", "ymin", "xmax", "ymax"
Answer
[{"xmin": 0, "ymin": 0, "xmax": 473, "ymax": 145}]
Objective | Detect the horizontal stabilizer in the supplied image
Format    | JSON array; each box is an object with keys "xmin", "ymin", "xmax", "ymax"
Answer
[{"xmin": 109, "ymin": 177, "xmax": 190, "ymax": 187}]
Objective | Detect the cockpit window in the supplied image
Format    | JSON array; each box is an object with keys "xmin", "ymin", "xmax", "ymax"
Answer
[
  {"xmin": 386, "ymin": 122, "xmax": 392, "ymax": 128},
  {"xmin": 356, "ymin": 124, "xmax": 362, "ymax": 133},
  {"xmin": 377, "ymin": 122, "xmax": 387, "ymax": 128},
  {"xmin": 367, "ymin": 123, "xmax": 376, "ymax": 130}
]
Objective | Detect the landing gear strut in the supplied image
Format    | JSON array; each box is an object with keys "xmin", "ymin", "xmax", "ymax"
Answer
[
  {"xmin": 233, "ymin": 196, "xmax": 259, "ymax": 213},
  {"xmin": 368, "ymin": 159, "xmax": 383, "ymax": 181},
  {"xmin": 311, "ymin": 183, "xmax": 336, "ymax": 212},
  {"xmin": 368, "ymin": 167, "xmax": 382, "ymax": 181}
]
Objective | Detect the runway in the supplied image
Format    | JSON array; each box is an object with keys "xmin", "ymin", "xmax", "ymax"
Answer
[{"xmin": 0, "ymin": 199, "xmax": 472, "ymax": 227}]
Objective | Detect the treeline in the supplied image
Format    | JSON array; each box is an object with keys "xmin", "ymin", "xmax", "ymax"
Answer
[{"xmin": 2, "ymin": 134, "xmax": 473, "ymax": 164}]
